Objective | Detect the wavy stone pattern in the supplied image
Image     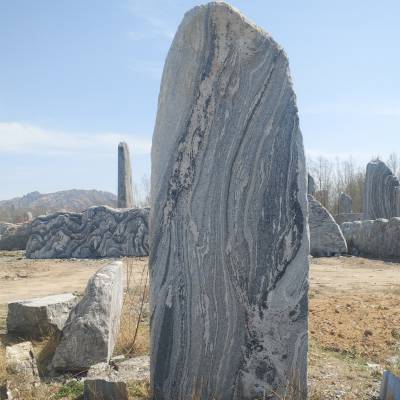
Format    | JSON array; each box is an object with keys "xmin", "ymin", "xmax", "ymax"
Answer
[
  {"xmin": 338, "ymin": 192, "xmax": 352, "ymax": 214},
  {"xmin": 26, "ymin": 206, "xmax": 149, "ymax": 259},
  {"xmin": 150, "ymin": 3, "xmax": 309, "ymax": 399},
  {"xmin": 341, "ymin": 218, "xmax": 400, "ymax": 260},
  {"xmin": 308, "ymin": 195, "xmax": 347, "ymax": 257},
  {"xmin": 118, "ymin": 142, "xmax": 134, "ymax": 208},
  {"xmin": 363, "ymin": 160, "xmax": 400, "ymax": 220}
]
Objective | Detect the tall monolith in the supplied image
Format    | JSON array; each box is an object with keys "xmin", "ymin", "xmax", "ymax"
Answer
[
  {"xmin": 363, "ymin": 160, "xmax": 400, "ymax": 220},
  {"xmin": 149, "ymin": 3, "xmax": 309, "ymax": 399},
  {"xmin": 338, "ymin": 192, "xmax": 352, "ymax": 214},
  {"xmin": 117, "ymin": 142, "xmax": 134, "ymax": 208}
]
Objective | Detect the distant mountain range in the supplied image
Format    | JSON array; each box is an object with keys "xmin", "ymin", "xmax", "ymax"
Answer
[{"xmin": 0, "ymin": 189, "xmax": 117, "ymax": 223}]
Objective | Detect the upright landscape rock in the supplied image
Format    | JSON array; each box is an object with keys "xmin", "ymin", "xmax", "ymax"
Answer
[
  {"xmin": 308, "ymin": 195, "xmax": 347, "ymax": 257},
  {"xmin": 342, "ymin": 218, "xmax": 400, "ymax": 260},
  {"xmin": 308, "ymin": 174, "xmax": 316, "ymax": 196},
  {"xmin": 51, "ymin": 262, "xmax": 123, "ymax": 371},
  {"xmin": 150, "ymin": 3, "xmax": 309, "ymax": 399},
  {"xmin": 338, "ymin": 192, "xmax": 352, "ymax": 214},
  {"xmin": 26, "ymin": 206, "xmax": 149, "ymax": 259},
  {"xmin": 363, "ymin": 160, "xmax": 400, "ymax": 220},
  {"xmin": 7, "ymin": 293, "xmax": 78, "ymax": 339},
  {"xmin": 118, "ymin": 142, "xmax": 134, "ymax": 208}
]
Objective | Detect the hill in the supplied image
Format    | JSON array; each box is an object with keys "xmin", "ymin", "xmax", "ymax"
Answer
[{"xmin": 0, "ymin": 189, "xmax": 117, "ymax": 223}]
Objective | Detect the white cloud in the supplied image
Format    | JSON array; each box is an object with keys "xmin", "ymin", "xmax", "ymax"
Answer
[{"xmin": 0, "ymin": 122, "xmax": 152, "ymax": 156}]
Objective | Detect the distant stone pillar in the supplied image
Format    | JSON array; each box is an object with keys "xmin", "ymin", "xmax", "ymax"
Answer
[
  {"xmin": 308, "ymin": 174, "xmax": 316, "ymax": 196},
  {"xmin": 117, "ymin": 142, "xmax": 134, "ymax": 208},
  {"xmin": 338, "ymin": 192, "xmax": 352, "ymax": 214},
  {"xmin": 149, "ymin": 3, "xmax": 309, "ymax": 399}
]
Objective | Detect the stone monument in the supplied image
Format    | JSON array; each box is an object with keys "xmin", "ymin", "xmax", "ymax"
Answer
[
  {"xmin": 117, "ymin": 142, "xmax": 134, "ymax": 208},
  {"xmin": 149, "ymin": 3, "xmax": 309, "ymax": 399}
]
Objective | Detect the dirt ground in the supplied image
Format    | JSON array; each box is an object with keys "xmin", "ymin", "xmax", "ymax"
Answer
[{"xmin": 0, "ymin": 252, "xmax": 399, "ymax": 399}]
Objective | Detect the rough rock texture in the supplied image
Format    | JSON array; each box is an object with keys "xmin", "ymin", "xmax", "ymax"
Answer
[
  {"xmin": 26, "ymin": 206, "xmax": 149, "ymax": 259},
  {"xmin": 84, "ymin": 379, "xmax": 128, "ymax": 400},
  {"xmin": 341, "ymin": 218, "xmax": 400, "ymax": 260},
  {"xmin": 5, "ymin": 342, "xmax": 39, "ymax": 383},
  {"xmin": 51, "ymin": 262, "xmax": 124, "ymax": 371},
  {"xmin": 338, "ymin": 192, "xmax": 352, "ymax": 214},
  {"xmin": 7, "ymin": 293, "xmax": 79, "ymax": 339},
  {"xmin": 0, "ymin": 221, "xmax": 31, "ymax": 250},
  {"xmin": 308, "ymin": 195, "xmax": 347, "ymax": 257},
  {"xmin": 150, "ymin": 3, "xmax": 309, "ymax": 399},
  {"xmin": 363, "ymin": 160, "xmax": 400, "ymax": 220},
  {"xmin": 118, "ymin": 142, "xmax": 134, "ymax": 208},
  {"xmin": 334, "ymin": 212, "xmax": 363, "ymax": 225},
  {"xmin": 308, "ymin": 174, "xmax": 316, "ymax": 196},
  {"xmin": 380, "ymin": 370, "xmax": 400, "ymax": 400}
]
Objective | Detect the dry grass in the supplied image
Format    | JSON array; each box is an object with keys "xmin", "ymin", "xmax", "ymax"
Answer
[
  {"xmin": 114, "ymin": 258, "xmax": 150, "ymax": 357},
  {"xmin": 0, "ymin": 344, "xmax": 6, "ymax": 387}
]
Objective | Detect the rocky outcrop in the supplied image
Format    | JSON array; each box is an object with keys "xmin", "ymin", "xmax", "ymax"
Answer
[
  {"xmin": 338, "ymin": 192, "xmax": 352, "ymax": 214},
  {"xmin": 26, "ymin": 206, "xmax": 149, "ymax": 259},
  {"xmin": 150, "ymin": 3, "xmax": 309, "ymax": 399},
  {"xmin": 0, "ymin": 221, "xmax": 31, "ymax": 250},
  {"xmin": 363, "ymin": 160, "xmax": 400, "ymax": 220},
  {"xmin": 7, "ymin": 293, "xmax": 79, "ymax": 339},
  {"xmin": 117, "ymin": 142, "xmax": 134, "ymax": 209},
  {"xmin": 341, "ymin": 218, "xmax": 400, "ymax": 260},
  {"xmin": 308, "ymin": 195, "xmax": 347, "ymax": 257},
  {"xmin": 51, "ymin": 262, "xmax": 124, "ymax": 371},
  {"xmin": 0, "ymin": 189, "xmax": 117, "ymax": 223}
]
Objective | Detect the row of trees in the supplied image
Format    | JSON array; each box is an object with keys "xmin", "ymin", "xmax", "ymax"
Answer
[{"xmin": 308, "ymin": 153, "xmax": 400, "ymax": 214}]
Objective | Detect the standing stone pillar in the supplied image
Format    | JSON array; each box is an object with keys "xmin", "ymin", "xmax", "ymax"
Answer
[
  {"xmin": 117, "ymin": 142, "xmax": 134, "ymax": 208},
  {"xmin": 308, "ymin": 174, "xmax": 316, "ymax": 196},
  {"xmin": 149, "ymin": 3, "xmax": 309, "ymax": 400},
  {"xmin": 338, "ymin": 192, "xmax": 352, "ymax": 214}
]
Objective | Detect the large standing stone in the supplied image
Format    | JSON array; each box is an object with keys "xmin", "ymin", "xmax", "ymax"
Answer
[
  {"xmin": 308, "ymin": 174, "xmax": 316, "ymax": 196},
  {"xmin": 51, "ymin": 262, "xmax": 124, "ymax": 371},
  {"xmin": 150, "ymin": 3, "xmax": 309, "ymax": 399},
  {"xmin": 118, "ymin": 142, "xmax": 134, "ymax": 208},
  {"xmin": 338, "ymin": 192, "xmax": 352, "ymax": 214},
  {"xmin": 7, "ymin": 293, "xmax": 79, "ymax": 339},
  {"xmin": 308, "ymin": 195, "xmax": 347, "ymax": 257},
  {"xmin": 363, "ymin": 160, "xmax": 400, "ymax": 220},
  {"xmin": 26, "ymin": 206, "xmax": 149, "ymax": 259},
  {"xmin": 342, "ymin": 218, "xmax": 400, "ymax": 260}
]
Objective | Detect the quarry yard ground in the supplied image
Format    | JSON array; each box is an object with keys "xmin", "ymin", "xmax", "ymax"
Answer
[{"xmin": 0, "ymin": 252, "xmax": 399, "ymax": 399}]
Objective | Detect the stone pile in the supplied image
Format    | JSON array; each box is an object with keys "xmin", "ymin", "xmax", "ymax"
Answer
[
  {"xmin": 363, "ymin": 160, "xmax": 400, "ymax": 220},
  {"xmin": 150, "ymin": 3, "xmax": 309, "ymax": 399},
  {"xmin": 308, "ymin": 195, "xmax": 347, "ymax": 257},
  {"xmin": 341, "ymin": 218, "xmax": 400, "ymax": 260},
  {"xmin": 26, "ymin": 206, "xmax": 149, "ymax": 259}
]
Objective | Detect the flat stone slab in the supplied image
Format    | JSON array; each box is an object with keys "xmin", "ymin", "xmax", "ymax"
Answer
[
  {"xmin": 7, "ymin": 293, "xmax": 79, "ymax": 339},
  {"xmin": 51, "ymin": 262, "xmax": 124, "ymax": 372},
  {"xmin": 308, "ymin": 195, "xmax": 348, "ymax": 257},
  {"xmin": 26, "ymin": 206, "xmax": 149, "ymax": 259},
  {"xmin": 150, "ymin": 2, "xmax": 309, "ymax": 399}
]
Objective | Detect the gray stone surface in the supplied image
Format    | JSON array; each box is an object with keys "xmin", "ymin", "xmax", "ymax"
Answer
[
  {"xmin": 5, "ymin": 341, "xmax": 39, "ymax": 383},
  {"xmin": 308, "ymin": 174, "xmax": 316, "ymax": 196},
  {"xmin": 26, "ymin": 206, "xmax": 149, "ymax": 259},
  {"xmin": 334, "ymin": 212, "xmax": 362, "ymax": 225},
  {"xmin": 118, "ymin": 142, "xmax": 134, "ymax": 209},
  {"xmin": 150, "ymin": 3, "xmax": 309, "ymax": 399},
  {"xmin": 341, "ymin": 218, "xmax": 400, "ymax": 260},
  {"xmin": 363, "ymin": 160, "xmax": 400, "ymax": 220},
  {"xmin": 7, "ymin": 293, "xmax": 78, "ymax": 339},
  {"xmin": 0, "ymin": 221, "xmax": 31, "ymax": 250},
  {"xmin": 338, "ymin": 192, "xmax": 352, "ymax": 214},
  {"xmin": 51, "ymin": 262, "xmax": 124, "ymax": 371},
  {"xmin": 380, "ymin": 370, "xmax": 400, "ymax": 400},
  {"xmin": 84, "ymin": 379, "xmax": 128, "ymax": 400},
  {"xmin": 308, "ymin": 195, "xmax": 348, "ymax": 257}
]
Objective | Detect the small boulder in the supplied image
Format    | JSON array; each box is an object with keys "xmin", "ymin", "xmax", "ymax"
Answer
[
  {"xmin": 51, "ymin": 262, "xmax": 124, "ymax": 371},
  {"xmin": 6, "ymin": 341, "xmax": 39, "ymax": 383},
  {"xmin": 7, "ymin": 293, "xmax": 79, "ymax": 339}
]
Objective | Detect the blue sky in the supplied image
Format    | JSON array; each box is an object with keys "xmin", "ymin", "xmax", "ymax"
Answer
[{"xmin": 0, "ymin": 0, "xmax": 399, "ymax": 200}]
